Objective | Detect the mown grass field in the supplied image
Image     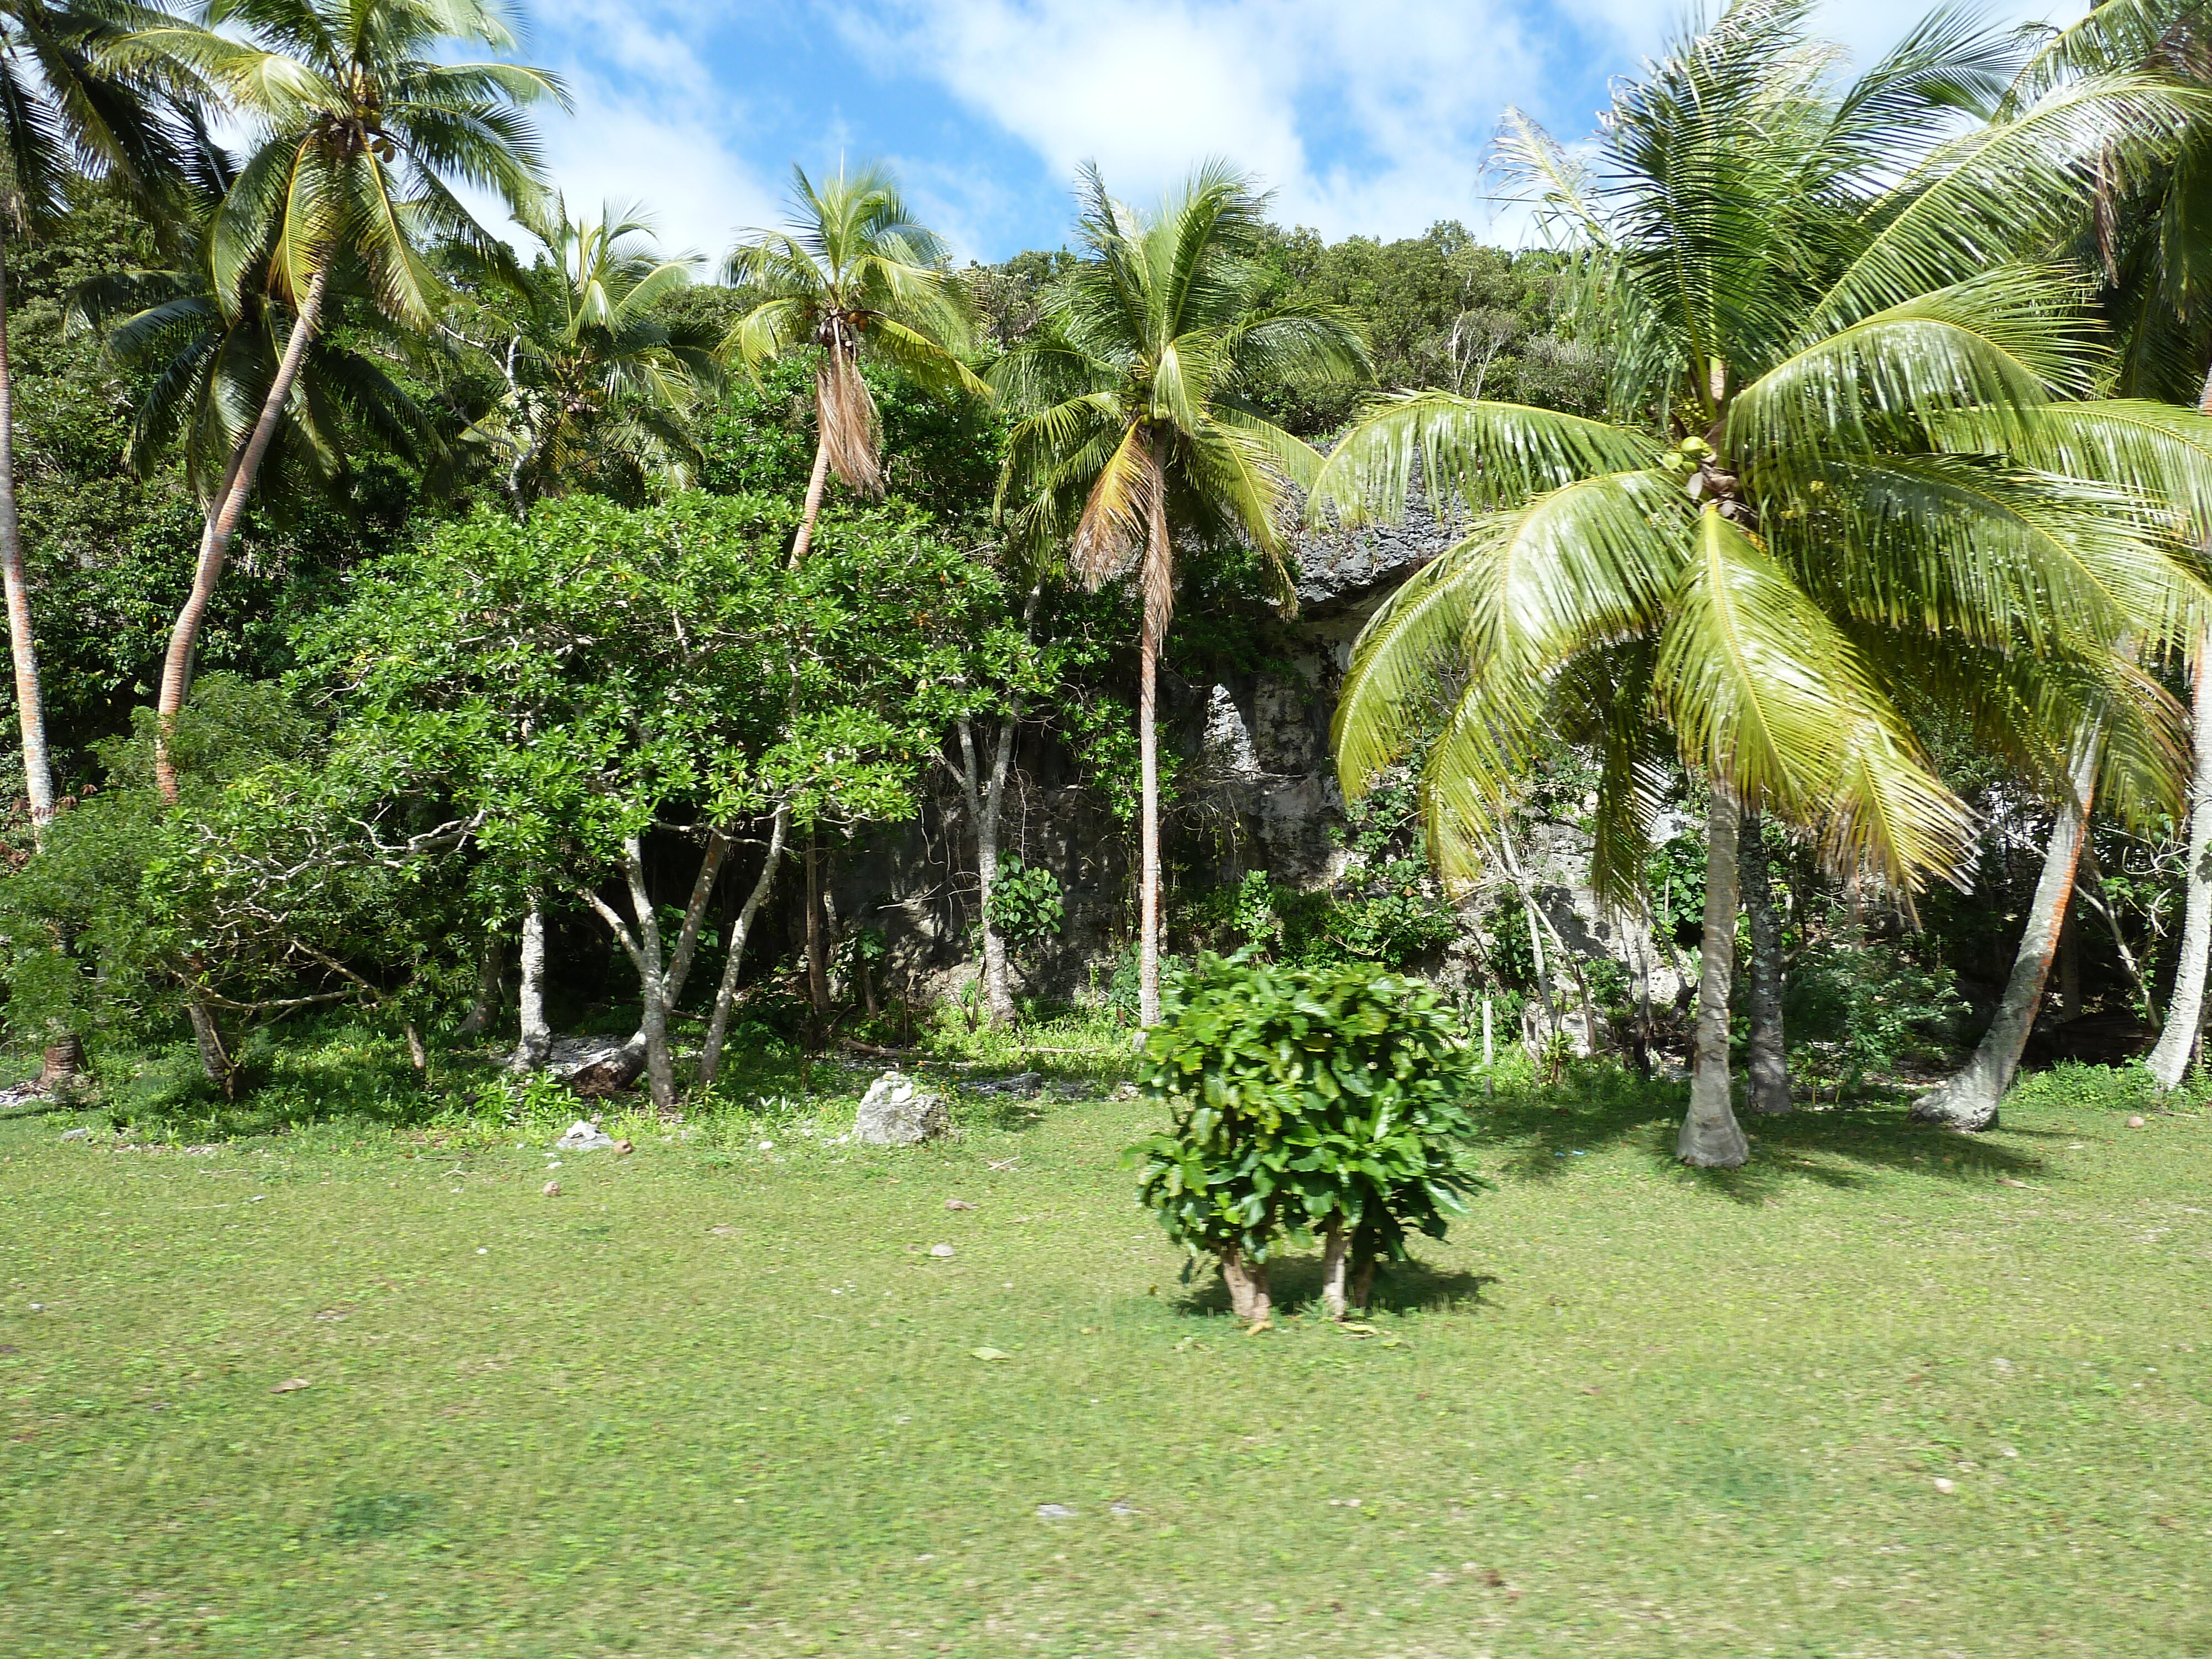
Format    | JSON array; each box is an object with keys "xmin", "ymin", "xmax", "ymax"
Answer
[{"xmin": 2, "ymin": 1057, "xmax": 2208, "ymax": 1658}]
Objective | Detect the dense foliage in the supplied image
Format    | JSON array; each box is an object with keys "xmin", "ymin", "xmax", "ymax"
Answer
[{"xmin": 1131, "ymin": 952, "xmax": 1486, "ymax": 1320}]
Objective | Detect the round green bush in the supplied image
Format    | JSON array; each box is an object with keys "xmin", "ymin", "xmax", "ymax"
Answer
[{"xmin": 1129, "ymin": 951, "xmax": 1490, "ymax": 1319}]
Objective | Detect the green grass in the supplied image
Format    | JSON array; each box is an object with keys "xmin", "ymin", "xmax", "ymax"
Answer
[{"xmin": 3, "ymin": 1060, "xmax": 2209, "ymax": 1657}]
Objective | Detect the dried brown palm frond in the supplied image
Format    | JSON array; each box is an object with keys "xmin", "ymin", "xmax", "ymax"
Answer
[{"xmin": 817, "ymin": 347, "xmax": 883, "ymax": 495}]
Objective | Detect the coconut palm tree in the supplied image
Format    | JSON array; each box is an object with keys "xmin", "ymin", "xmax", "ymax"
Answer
[
  {"xmin": 446, "ymin": 195, "xmax": 721, "ymax": 510},
  {"xmin": 72, "ymin": 139, "xmax": 427, "ymax": 523},
  {"xmin": 0, "ymin": 0, "xmax": 188, "ymax": 842},
  {"xmin": 2002, "ymin": 0, "xmax": 2212, "ymax": 1096},
  {"xmin": 110, "ymin": 0, "xmax": 561, "ymax": 801},
  {"xmin": 723, "ymin": 160, "xmax": 986, "ymax": 1022},
  {"xmin": 723, "ymin": 160, "xmax": 987, "ymax": 567},
  {"xmin": 1312, "ymin": 0, "xmax": 2212, "ymax": 1161},
  {"xmin": 1912, "ymin": 0, "xmax": 2212, "ymax": 1123},
  {"xmin": 990, "ymin": 161, "xmax": 1370, "ymax": 1027}
]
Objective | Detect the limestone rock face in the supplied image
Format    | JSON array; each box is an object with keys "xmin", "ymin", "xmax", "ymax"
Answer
[{"xmin": 854, "ymin": 1071, "xmax": 950, "ymax": 1145}]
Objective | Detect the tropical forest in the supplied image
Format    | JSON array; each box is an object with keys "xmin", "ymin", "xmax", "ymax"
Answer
[{"xmin": 3, "ymin": 0, "xmax": 2210, "ymax": 1654}]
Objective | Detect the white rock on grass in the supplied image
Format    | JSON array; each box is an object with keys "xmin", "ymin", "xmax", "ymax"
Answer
[
  {"xmin": 555, "ymin": 1121, "xmax": 616, "ymax": 1151},
  {"xmin": 855, "ymin": 1071, "xmax": 950, "ymax": 1145}
]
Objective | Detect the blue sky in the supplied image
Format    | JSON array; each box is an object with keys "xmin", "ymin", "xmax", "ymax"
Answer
[{"xmin": 506, "ymin": 1, "xmax": 2075, "ymax": 265}]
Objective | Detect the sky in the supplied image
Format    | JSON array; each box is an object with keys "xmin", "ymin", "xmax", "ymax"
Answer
[{"xmin": 500, "ymin": 0, "xmax": 2079, "ymax": 266}]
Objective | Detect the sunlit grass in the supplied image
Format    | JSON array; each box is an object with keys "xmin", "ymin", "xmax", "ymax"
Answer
[{"xmin": 2, "ymin": 1056, "xmax": 2207, "ymax": 1657}]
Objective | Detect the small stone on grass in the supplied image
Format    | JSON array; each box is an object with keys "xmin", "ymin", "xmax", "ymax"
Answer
[
  {"xmin": 1933, "ymin": 1477, "xmax": 1957, "ymax": 1494},
  {"xmin": 271, "ymin": 1378, "xmax": 312, "ymax": 1394},
  {"xmin": 929, "ymin": 1243, "xmax": 955, "ymax": 1258},
  {"xmin": 945, "ymin": 1198, "xmax": 977, "ymax": 1211},
  {"xmin": 1035, "ymin": 1503, "xmax": 1077, "ymax": 1519},
  {"xmin": 541, "ymin": 1180, "xmax": 561, "ymax": 1197}
]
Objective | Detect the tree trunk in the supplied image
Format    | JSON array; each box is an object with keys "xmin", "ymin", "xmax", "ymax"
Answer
[
  {"xmin": 2148, "ymin": 629, "xmax": 2212, "ymax": 1090},
  {"xmin": 1914, "ymin": 743, "xmax": 2099, "ymax": 1131},
  {"xmin": 510, "ymin": 891, "xmax": 552, "ymax": 1072},
  {"xmin": 1320, "ymin": 1221, "xmax": 1351, "ymax": 1319},
  {"xmin": 804, "ymin": 828, "xmax": 831, "ymax": 1022},
  {"xmin": 1136, "ymin": 581, "xmax": 1163, "ymax": 1030},
  {"xmin": 700, "ymin": 802, "xmax": 790, "ymax": 1086},
  {"xmin": 1349, "ymin": 1224, "xmax": 1378, "ymax": 1312},
  {"xmin": 621, "ymin": 836, "xmax": 676, "ymax": 1113},
  {"xmin": 154, "ymin": 265, "xmax": 330, "ymax": 802},
  {"xmin": 186, "ymin": 995, "xmax": 233, "ymax": 1097},
  {"xmin": 1740, "ymin": 807, "xmax": 1791, "ymax": 1114},
  {"xmin": 787, "ymin": 428, "xmax": 833, "ymax": 567},
  {"xmin": 2148, "ymin": 375, "xmax": 2212, "ymax": 1084},
  {"xmin": 456, "ymin": 932, "xmax": 504, "ymax": 1040},
  {"xmin": 1219, "ymin": 1248, "xmax": 1271, "ymax": 1326},
  {"xmin": 0, "ymin": 234, "xmax": 54, "ymax": 841},
  {"xmin": 1679, "ymin": 790, "xmax": 1750, "ymax": 1167}
]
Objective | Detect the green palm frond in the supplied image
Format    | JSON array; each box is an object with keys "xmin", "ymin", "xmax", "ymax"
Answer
[
  {"xmin": 1730, "ymin": 267, "xmax": 2091, "ymax": 458},
  {"xmin": 1656, "ymin": 505, "xmax": 1974, "ymax": 890},
  {"xmin": 1306, "ymin": 391, "xmax": 1660, "ymax": 526}
]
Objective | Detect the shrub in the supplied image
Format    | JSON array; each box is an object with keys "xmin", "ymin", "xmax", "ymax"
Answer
[
  {"xmin": 1129, "ymin": 951, "xmax": 1489, "ymax": 1326},
  {"xmin": 2003, "ymin": 1060, "xmax": 2160, "ymax": 1115}
]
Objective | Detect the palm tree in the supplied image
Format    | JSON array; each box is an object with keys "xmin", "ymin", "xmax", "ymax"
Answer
[
  {"xmin": 1914, "ymin": 0, "xmax": 2212, "ymax": 1123},
  {"xmin": 990, "ymin": 162, "xmax": 1370, "ymax": 1027},
  {"xmin": 112, "ymin": 0, "xmax": 561, "ymax": 801},
  {"xmin": 2010, "ymin": 0, "xmax": 2212, "ymax": 1095},
  {"xmin": 723, "ymin": 160, "xmax": 985, "ymax": 1021},
  {"xmin": 72, "ymin": 140, "xmax": 427, "ymax": 523},
  {"xmin": 723, "ymin": 160, "xmax": 987, "ymax": 567},
  {"xmin": 1312, "ymin": 0, "xmax": 2212, "ymax": 1162},
  {"xmin": 446, "ymin": 195, "xmax": 720, "ymax": 510},
  {"xmin": 0, "ymin": 0, "xmax": 186, "ymax": 842}
]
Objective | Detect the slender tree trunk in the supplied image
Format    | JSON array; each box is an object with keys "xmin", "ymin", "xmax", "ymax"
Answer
[
  {"xmin": 155, "ymin": 266, "xmax": 330, "ymax": 802},
  {"xmin": 1740, "ymin": 807, "xmax": 1791, "ymax": 1114},
  {"xmin": 700, "ymin": 802, "xmax": 791, "ymax": 1086},
  {"xmin": 788, "ymin": 429, "xmax": 833, "ymax": 567},
  {"xmin": 510, "ymin": 891, "xmax": 552, "ymax": 1072},
  {"xmin": 620, "ymin": 836, "xmax": 676, "ymax": 1113},
  {"xmin": 0, "ymin": 235, "xmax": 54, "ymax": 841},
  {"xmin": 957, "ymin": 716, "xmax": 1021, "ymax": 1026},
  {"xmin": 1680, "ymin": 790, "xmax": 1749, "ymax": 1167},
  {"xmin": 2148, "ymin": 640, "xmax": 2212, "ymax": 1091},
  {"xmin": 1136, "ymin": 584, "xmax": 1163, "ymax": 1030},
  {"xmin": 456, "ymin": 932, "xmax": 504, "ymax": 1040},
  {"xmin": 1914, "ymin": 743, "xmax": 2100, "ymax": 1131},
  {"xmin": 186, "ymin": 997, "xmax": 233, "ymax": 1098},
  {"xmin": 804, "ymin": 829, "xmax": 831, "ymax": 1021},
  {"xmin": 663, "ymin": 830, "xmax": 728, "ymax": 1010},
  {"xmin": 2148, "ymin": 377, "xmax": 2212, "ymax": 1087}
]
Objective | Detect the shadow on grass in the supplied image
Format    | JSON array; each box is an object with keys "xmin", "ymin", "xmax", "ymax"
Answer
[
  {"xmin": 1481, "ymin": 1061, "xmax": 2049, "ymax": 1203},
  {"xmin": 1172, "ymin": 1252, "xmax": 1501, "ymax": 1319}
]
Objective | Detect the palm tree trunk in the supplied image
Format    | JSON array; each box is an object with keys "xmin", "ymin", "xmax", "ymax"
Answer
[
  {"xmin": 154, "ymin": 265, "xmax": 330, "ymax": 802},
  {"xmin": 1913, "ymin": 743, "xmax": 2099, "ymax": 1131},
  {"xmin": 509, "ymin": 890, "xmax": 552, "ymax": 1072},
  {"xmin": 1680, "ymin": 789, "xmax": 1750, "ymax": 1167},
  {"xmin": 1740, "ymin": 807, "xmax": 1791, "ymax": 1114},
  {"xmin": 1136, "ymin": 590, "xmax": 1163, "ymax": 1030},
  {"xmin": 0, "ymin": 234, "xmax": 55, "ymax": 842},
  {"xmin": 700, "ymin": 802, "xmax": 791, "ymax": 1085},
  {"xmin": 787, "ymin": 427, "xmax": 833, "ymax": 567},
  {"xmin": 2148, "ymin": 372, "xmax": 2212, "ymax": 1087},
  {"xmin": 2149, "ymin": 627, "xmax": 2212, "ymax": 1089}
]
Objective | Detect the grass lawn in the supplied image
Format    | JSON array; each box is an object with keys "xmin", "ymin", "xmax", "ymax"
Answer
[{"xmin": 2, "ymin": 1059, "xmax": 2209, "ymax": 1657}]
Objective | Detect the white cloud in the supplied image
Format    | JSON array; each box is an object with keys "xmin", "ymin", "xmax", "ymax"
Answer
[
  {"xmin": 477, "ymin": 1, "xmax": 785, "ymax": 264},
  {"xmin": 837, "ymin": 0, "xmax": 1550, "ymax": 244},
  {"xmin": 842, "ymin": 0, "xmax": 2096, "ymax": 253}
]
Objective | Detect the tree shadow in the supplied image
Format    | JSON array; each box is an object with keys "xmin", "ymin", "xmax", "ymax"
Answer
[
  {"xmin": 1170, "ymin": 1251, "xmax": 1501, "ymax": 1319},
  {"xmin": 1480, "ymin": 1064, "xmax": 2051, "ymax": 1204}
]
